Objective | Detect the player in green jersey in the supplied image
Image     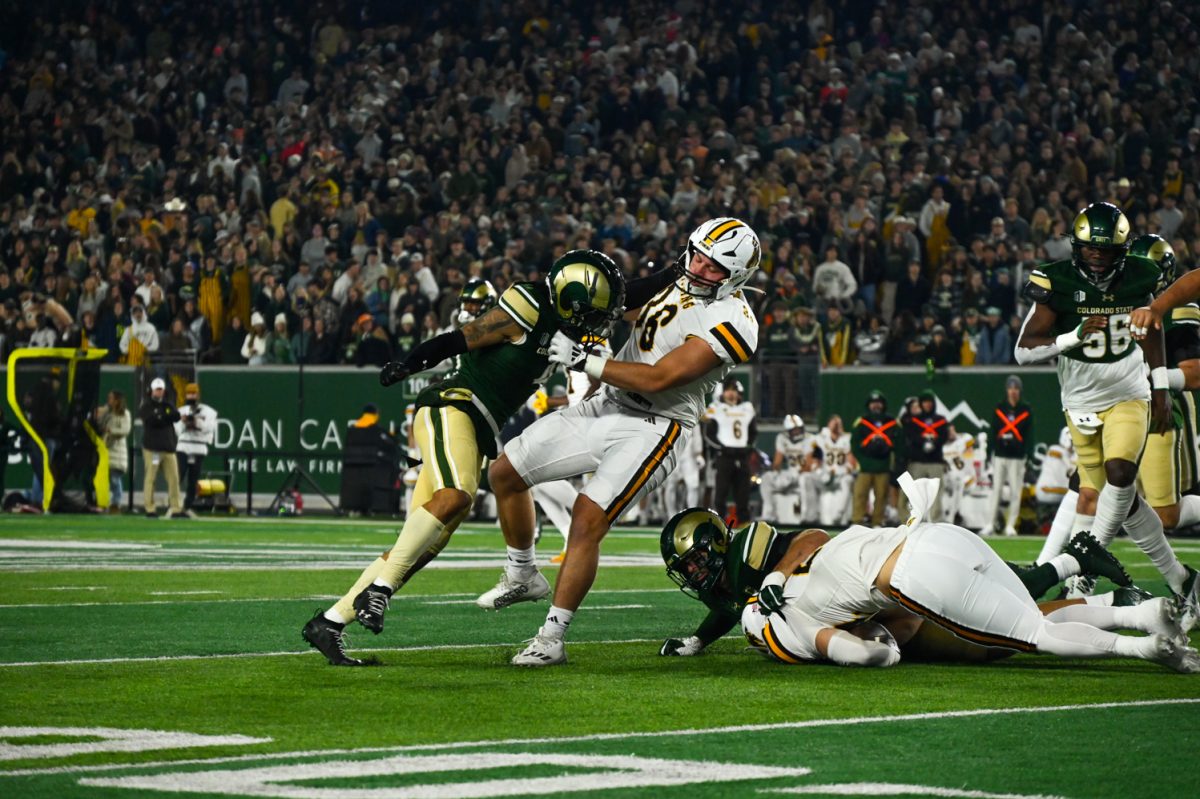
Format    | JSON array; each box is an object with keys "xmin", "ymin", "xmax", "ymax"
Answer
[
  {"xmin": 1015, "ymin": 202, "xmax": 1170, "ymax": 550},
  {"xmin": 302, "ymin": 250, "xmax": 678, "ymax": 666}
]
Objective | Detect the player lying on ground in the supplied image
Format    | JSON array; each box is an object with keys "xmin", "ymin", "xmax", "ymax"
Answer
[
  {"xmin": 659, "ymin": 506, "xmax": 1154, "ymax": 661},
  {"xmin": 301, "ymin": 250, "xmax": 678, "ymax": 665},
  {"xmin": 736, "ymin": 473, "xmax": 1199, "ymax": 671}
]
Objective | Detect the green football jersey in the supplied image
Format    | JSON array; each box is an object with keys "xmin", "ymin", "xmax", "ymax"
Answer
[
  {"xmin": 691, "ymin": 522, "xmax": 794, "ymax": 644},
  {"xmin": 1025, "ymin": 255, "xmax": 1158, "ymax": 412},
  {"xmin": 416, "ymin": 281, "xmax": 560, "ymax": 458},
  {"xmin": 1026, "ymin": 255, "xmax": 1158, "ymax": 364}
]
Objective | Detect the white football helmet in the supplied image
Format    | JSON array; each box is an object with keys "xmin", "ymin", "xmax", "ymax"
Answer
[
  {"xmin": 679, "ymin": 217, "xmax": 761, "ymax": 300},
  {"xmin": 784, "ymin": 414, "xmax": 803, "ymax": 441}
]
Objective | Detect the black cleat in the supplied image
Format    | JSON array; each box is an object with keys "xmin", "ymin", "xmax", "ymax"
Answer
[
  {"xmin": 353, "ymin": 584, "xmax": 393, "ymax": 634},
  {"xmin": 301, "ymin": 611, "xmax": 365, "ymax": 666},
  {"xmin": 1066, "ymin": 531, "xmax": 1132, "ymax": 587}
]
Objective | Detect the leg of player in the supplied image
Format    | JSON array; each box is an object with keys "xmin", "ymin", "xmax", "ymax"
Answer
[
  {"xmin": 511, "ymin": 494, "xmax": 610, "ymax": 666},
  {"xmin": 883, "ymin": 523, "xmax": 1200, "ymax": 672},
  {"xmin": 532, "ymin": 479, "xmax": 577, "ymax": 562},
  {"xmin": 1012, "ymin": 530, "xmax": 1131, "ymax": 599},
  {"xmin": 475, "ymin": 454, "xmax": 552, "ymax": 609},
  {"xmin": 1043, "ymin": 597, "xmax": 1186, "ymax": 642},
  {"xmin": 1002, "ymin": 457, "xmax": 1024, "ymax": 536},
  {"xmin": 1037, "ymin": 488, "xmax": 1077, "ymax": 564},
  {"xmin": 979, "ymin": 463, "xmax": 1003, "ymax": 536}
]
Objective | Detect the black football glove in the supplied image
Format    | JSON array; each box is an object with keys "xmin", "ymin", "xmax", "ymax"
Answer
[
  {"xmin": 379, "ymin": 360, "xmax": 410, "ymax": 387},
  {"xmin": 758, "ymin": 583, "xmax": 786, "ymax": 616}
]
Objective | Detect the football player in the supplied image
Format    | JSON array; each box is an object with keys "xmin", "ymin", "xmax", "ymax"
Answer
[
  {"xmin": 1015, "ymin": 204, "xmax": 1176, "ymax": 560},
  {"xmin": 1035, "ymin": 427, "xmax": 1075, "ymax": 506},
  {"xmin": 301, "ymin": 250, "xmax": 677, "ymax": 665},
  {"xmin": 704, "ymin": 378, "xmax": 757, "ymax": 524},
  {"xmin": 481, "ymin": 217, "xmax": 761, "ymax": 666},
  {"xmin": 739, "ymin": 474, "xmax": 1198, "ymax": 671},
  {"xmin": 759, "ymin": 414, "xmax": 813, "ymax": 525},
  {"xmin": 800, "ymin": 415, "xmax": 856, "ymax": 526},
  {"xmin": 939, "ymin": 432, "xmax": 977, "ymax": 525},
  {"xmin": 1032, "ymin": 230, "xmax": 1200, "ymax": 613},
  {"xmin": 658, "ymin": 501, "xmax": 1167, "ymax": 664}
]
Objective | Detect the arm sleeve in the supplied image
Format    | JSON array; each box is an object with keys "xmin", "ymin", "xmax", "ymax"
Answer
[
  {"xmin": 403, "ymin": 329, "xmax": 468, "ymax": 372},
  {"xmin": 625, "ymin": 266, "xmax": 680, "ymax": 309},
  {"xmin": 824, "ymin": 629, "xmax": 901, "ymax": 667},
  {"xmin": 694, "ymin": 609, "xmax": 739, "ymax": 645}
]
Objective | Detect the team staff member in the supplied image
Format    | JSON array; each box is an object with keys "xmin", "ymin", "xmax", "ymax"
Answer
[
  {"xmin": 980, "ymin": 375, "xmax": 1032, "ymax": 537},
  {"xmin": 704, "ymin": 378, "xmax": 757, "ymax": 525},
  {"xmin": 141, "ymin": 377, "xmax": 183, "ymax": 518},
  {"xmin": 901, "ymin": 389, "xmax": 952, "ymax": 520},
  {"xmin": 851, "ymin": 390, "xmax": 901, "ymax": 526},
  {"xmin": 176, "ymin": 382, "xmax": 219, "ymax": 514}
]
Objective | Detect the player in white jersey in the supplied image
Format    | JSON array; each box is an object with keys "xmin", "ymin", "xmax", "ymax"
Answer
[
  {"xmin": 705, "ymin": 378, "xmax": 757, "ymax": 523},
  {"xmin": 799, "ymin": 415, "xmax": 855, "ymax": 526},
  {"xmin": 1036, "ymin": 427, "xmax": 1075, "ymax": 505},
  {"xmin": 940, "ymin": 433, "xmax": 973, "ymax": 524},
  {"xmin": 739, "ymin": 474, "xmax": 1199, "ymax": 672},
  {"xmin": 480, "ymin": 217, "xmax": 762, "ymax": 666},
  {"xmin": 759, "ymin": 414, "xmax": 813, "ymax": 525}
]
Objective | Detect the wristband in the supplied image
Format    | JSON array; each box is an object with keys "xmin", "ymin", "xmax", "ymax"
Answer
[
  {"xmin": 1151, "ymin": 366, "xmax": 1170, "ymax": 391},
  {"xmin": 1054, "ymin": 328, "xmax": 1083, "ymax": 351},
  {"xmin": 1168, "ymin": 367, "xmax": 1186, "ymax": 392},
  {"xmin": 584, "ymin": 353, "xmax": 609, "ymax": 381}
]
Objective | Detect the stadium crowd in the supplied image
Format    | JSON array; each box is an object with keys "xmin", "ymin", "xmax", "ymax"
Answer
[{"xmin": 0, "ymin": 0, "xmax": 1198, "ymax": 378}]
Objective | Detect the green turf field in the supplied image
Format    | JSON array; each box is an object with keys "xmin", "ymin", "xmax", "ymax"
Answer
[{"xmin": 0, "ymin": 515, "xmax": 1197, "ymax": 799}]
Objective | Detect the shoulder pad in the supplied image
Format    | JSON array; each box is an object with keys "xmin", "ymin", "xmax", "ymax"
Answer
[
  {"xmin": 741, "ymin": 522, "xmax": 778, "ymax": 571},
  {"xmin": 1022, "ymin": 280, "xmax": 1052, "ymax": 304}
]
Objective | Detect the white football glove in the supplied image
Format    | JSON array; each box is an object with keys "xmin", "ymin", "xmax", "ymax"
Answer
[
  {"xmin": 547, "ymin": 330, "xmax": 587, "ymax": 369},
  {"xmin": 659, "ymin": 635, "xmax": 706, "ymax": 656}
]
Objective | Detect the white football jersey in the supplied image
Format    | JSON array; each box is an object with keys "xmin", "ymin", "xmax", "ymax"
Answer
[
  {"xmin": 783, "ymin": 524, "xmax": 910, "ymax": 626},
  {"xmin": 709, "ymin": 400, "xmax": 756, "ymax": 447},
  {"xmin": 1036, "ymin": 444, "xmax": 1074, "ymax": 496},
  {"xmin": 774, "ymin": 432, "xmax": 813, "ymax": 470},
  {"xmin": 606, "ymin": 284, "xmax": 758, "ymax": 427},
  {"xmin": 815, "ymin": 429, "xmax": 853, "ymax": 475}
]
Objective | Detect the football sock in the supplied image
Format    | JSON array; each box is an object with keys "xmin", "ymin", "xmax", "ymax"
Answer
[
  {"xmin": 1177, "ymin": 495, "xmax": 1200, "ymax": 528},
  {"xmin": 374, "ymin": 506, "xmax": 448, "ymax": 589},
  {"xmin": 329, "ymin": 556, "xmax": 387, "ymax": 625},
  {"xmin": 1049, "ymin": 552, "xmax": 1080, "ymax": 582},
  {"xmin": 1037, "ymin": 491, "xmax": 1077, "ymax": 564},
  {"xmin": 542, "ymin": 605, "xmax": 574, "ymax": 640},
  {"xmin": 1017, "ymin": 561, "xmax": 1070, "ymax": 599},
  {"xmin": 1122, "ymin": 497, "xmax": 1189, "ymax": 592},
  {"xmin": 1044, "ymin": 603, "xmax": 1164, "ymax": 635},
  {"xmin": 505, "ymin": 545, "xmax": 538, "ymax": 581},
  {"xmin": 1069, "ymin": 512, "xmax": 1095, "ymax": 537},
  {"xmin": 1084, "ymin": 592, "xmax": 1116, "ymax": 607},
  {"xmin": 1034, "ymin": 619, "xmax": 1138, "ymax": 658},
  {"xmin": 1092, "ymin": 483, "xmax": 1135, "ymax": 546}
]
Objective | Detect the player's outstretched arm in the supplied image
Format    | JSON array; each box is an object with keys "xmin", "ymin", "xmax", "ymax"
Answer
[
  {"xmin": 816, "ymin": 627, "xmax": 902, "ymax": 667},
  {"xmin": 1132, "ymin": 269, "xmax": 1200, "ymax": 337},
  {"xmin": 1139, "ymin": 326, "xmax": 1172, "ymax": 434},
  {"xmin": 579, "ymin": 336, "xmax": 723, "ymax": 393},
  {"xmin": 380, "ymin": 307, "xmax": 523, "ymax": 387}
]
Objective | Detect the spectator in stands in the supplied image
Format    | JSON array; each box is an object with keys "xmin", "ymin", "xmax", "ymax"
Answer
[
  {"xmin": 820, "ymin": 304, "xmax": 854, "ymax": 367},
  {"xmin": 976, "ymin": 306, "xmax": 1012, "ymax": 365},
  {"xmin": 241, "ymin": 312, "xmax": 269, "ymax": 366},
  {"xmin": 813, "ymin": 245, "xmax": 857, "ymax": 314}
]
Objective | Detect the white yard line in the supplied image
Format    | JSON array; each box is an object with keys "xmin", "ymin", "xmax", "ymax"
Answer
[{"xmin": 2, "ymin": 698, "xmax": 1194, "ymax": 778}]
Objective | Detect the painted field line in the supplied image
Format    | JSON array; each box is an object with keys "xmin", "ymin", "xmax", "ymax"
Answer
[
  {"xmin": 0, "ymin": 588, "xmax": 677, "ymax": 610},
  {"xmin": 0, "ymin": 637, "xmax": 661, "ymax": 668},
  {"xmin": 3, "ymin": 698, "xmax": 1195, "ymax": 778}
]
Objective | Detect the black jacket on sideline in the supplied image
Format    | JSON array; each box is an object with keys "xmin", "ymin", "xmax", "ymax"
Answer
[
  {"xmin": 141, "ymin": 398, "xmax": 180, "ymax": 453},
  {"xmin": 991, "ymin": 401, "xmax": 1032, "ymax": 459}
]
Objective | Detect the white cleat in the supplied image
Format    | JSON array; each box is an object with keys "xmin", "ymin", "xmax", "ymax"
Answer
[
  {"xmin": 475, "ymin": 570, "xmax": 551, "ymax": 610},
  {"xmin": 1174, "ymin": 566, "xmax": 1199, "ymax": 634},
  {"xmin": 511, "ymin": 628, "xmax": 567, "ymax": 667},
  {"xmin": 1137, "ymin": 597, "xmax": 1187, "ymax": 644},
  {"xmin": 1002, "ymin": 526, "xmax": 1019, "ymax": 537},
  {"xmin": 1146, "ymin": 633, "xmax": 1200, "ymax": 674}
]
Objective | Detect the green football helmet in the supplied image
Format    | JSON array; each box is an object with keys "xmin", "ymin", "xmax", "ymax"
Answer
[
  {"xmin": 661, "ymin": 507, "xmax": 730, "ymax": 597},
  {"xmin": 457, "ymin": 279, "xmax": 498, "ymax": 326},
  {"xmin": 548, "ymin": 249, "xmax": 626, "ymax": 341},
  {"xmin": 1070, "ymin": 202, "xmax": 1131, "ymax": 285},
  {"xmin": 1129, "ymin": 233, "xmax": 1177, "ymax": 296}
]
